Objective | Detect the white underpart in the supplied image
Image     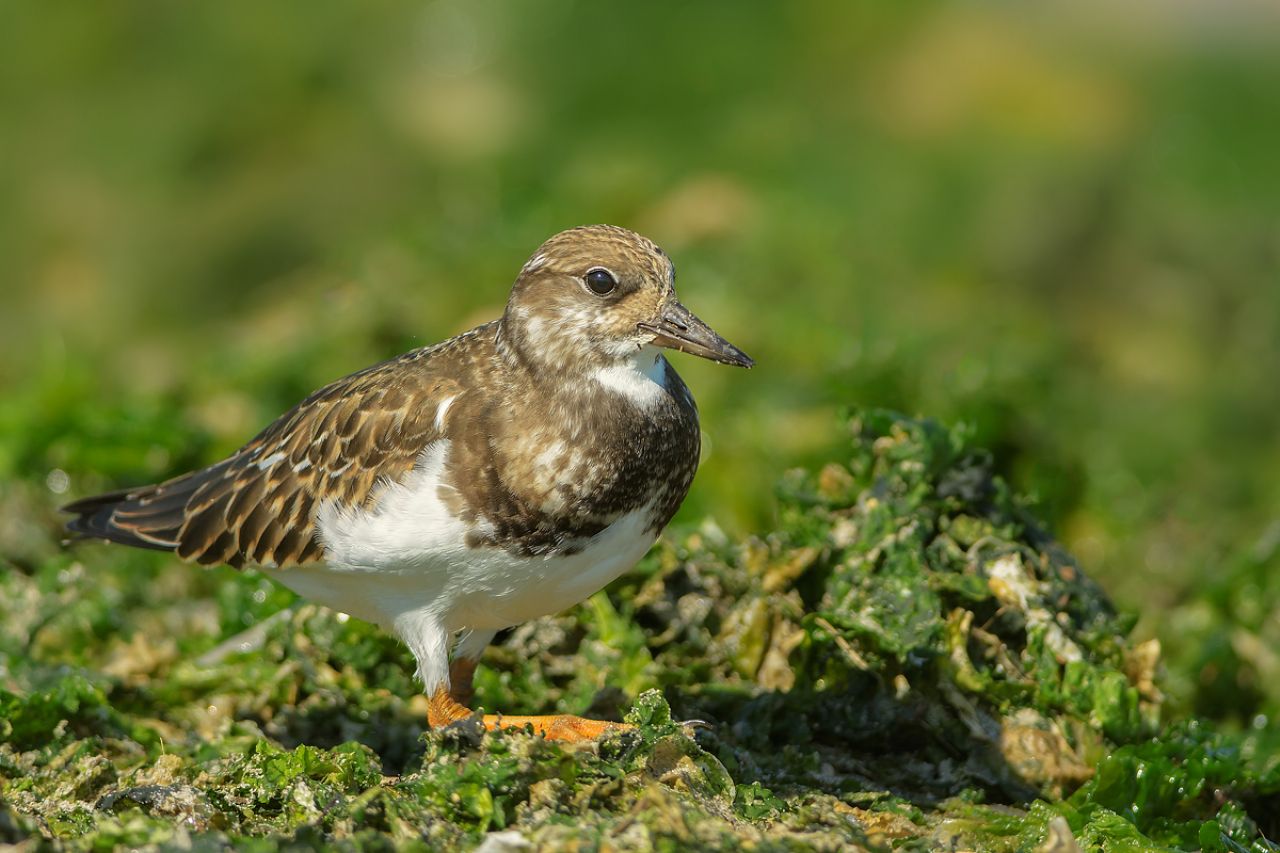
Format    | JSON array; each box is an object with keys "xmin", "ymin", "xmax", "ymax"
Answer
[
  {"xmin": 592, "ymin": 347, "xmax": 668, "ymax": 408},
  {"xmin": 453, "ymin": 628, "xmax": 497, "ymax": 662},
  {"xmin": 433, "ymin": 394, "xmax": 457, "ymax": 431},
  {"xmin": 264, "ymin": 440, "xmax": 659, "ymax": 693}
]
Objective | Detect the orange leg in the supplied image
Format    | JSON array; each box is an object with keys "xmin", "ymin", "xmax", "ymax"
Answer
[{"xmin": 428, "ymin": 660, "xmax": 632, "ymax": 743}]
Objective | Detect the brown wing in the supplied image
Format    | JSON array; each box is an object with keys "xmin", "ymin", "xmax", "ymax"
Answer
[{"xmin": 64, "ymin": 344, "xmax": 471, "ymax": 569}]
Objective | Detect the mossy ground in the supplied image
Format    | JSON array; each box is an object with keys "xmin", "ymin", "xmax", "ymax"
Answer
[{"xmin": 3, "ymin": 412, "xmax": 1276, "ymax": 850}]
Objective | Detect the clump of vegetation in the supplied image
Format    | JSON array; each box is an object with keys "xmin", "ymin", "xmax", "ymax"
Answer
[{"xmin": 2, "ymin": 411, "xmax": 1276, "ymax": 849}]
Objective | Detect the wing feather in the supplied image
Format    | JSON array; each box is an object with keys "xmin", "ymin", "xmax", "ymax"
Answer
[{"xmin": 62, "ymin": 328, "xmax": 486, "ymax": 568}]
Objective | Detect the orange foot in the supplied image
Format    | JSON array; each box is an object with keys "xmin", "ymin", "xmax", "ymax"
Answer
[{"xmin": 428, "ymin": 666, "xmax": 632, "ymax": 743}]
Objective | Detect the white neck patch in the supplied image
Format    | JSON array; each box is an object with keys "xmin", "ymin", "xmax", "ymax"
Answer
[{"xmin": 592, "ymin": 348, "xmax": 668, "ymax": 407}]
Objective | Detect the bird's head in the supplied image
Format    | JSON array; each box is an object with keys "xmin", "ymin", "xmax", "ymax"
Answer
[{"xmin": 502, "ymin": 225, "xmax": 753, "ymax": 375}]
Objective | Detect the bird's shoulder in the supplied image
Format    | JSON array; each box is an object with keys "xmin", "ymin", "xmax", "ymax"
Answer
[{"xmin": 246, "ymin": 319, "xmax": 498, "ymax": 467}]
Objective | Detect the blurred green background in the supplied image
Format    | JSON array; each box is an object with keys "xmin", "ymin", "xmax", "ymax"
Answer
[{"xmin": 2, "ymin": 2, "xmax": 1278, "ymax": 725}]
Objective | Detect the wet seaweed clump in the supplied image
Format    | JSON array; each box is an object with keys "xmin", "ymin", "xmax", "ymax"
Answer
[
  {"xmin": 644, "ymin": 410, "xmax": 1155, "ymax": 801},
  {"xmin": 1, "ymin": 410, "xmax": 1277, "ymax": 850}
]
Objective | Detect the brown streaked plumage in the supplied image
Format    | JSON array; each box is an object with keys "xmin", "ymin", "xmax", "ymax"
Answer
[
  {"xmin": 64, "ymin": 224, "xmax": 752, "ymax": 742},
  {"xmin": 65, "ymin": 330, "xmax": 479, "ymax": 569}
]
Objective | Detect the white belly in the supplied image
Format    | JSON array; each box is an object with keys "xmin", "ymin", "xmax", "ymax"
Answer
[{"xmin": 261, "ymin": 440, "xmax": 658, "ymax": 633}]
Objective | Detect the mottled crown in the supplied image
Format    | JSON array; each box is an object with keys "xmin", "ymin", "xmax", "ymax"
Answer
[{"xmin": 518, "ymin": 225, "xmax": 673, "ymax": 285}]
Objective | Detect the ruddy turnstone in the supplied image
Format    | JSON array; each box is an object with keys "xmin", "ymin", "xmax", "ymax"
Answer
[{"xmin": 63, "ymin": 225, "xmax": 752, "ymax": 742}]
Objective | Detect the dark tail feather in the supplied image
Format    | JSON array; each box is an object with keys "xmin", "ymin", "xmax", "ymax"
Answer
[{"xmin": 62, "ymin": 476, "xmax": 201, "ymax": 553}]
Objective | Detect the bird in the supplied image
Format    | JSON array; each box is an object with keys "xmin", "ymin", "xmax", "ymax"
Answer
[{"xmin": 62, "ymin": 224, "xmax": 753, "ymax": 742}]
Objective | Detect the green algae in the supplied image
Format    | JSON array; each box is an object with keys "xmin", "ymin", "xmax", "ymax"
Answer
[{"xmin": 2, "ymin": 410, "xmax": 1277, "ymax": 850}]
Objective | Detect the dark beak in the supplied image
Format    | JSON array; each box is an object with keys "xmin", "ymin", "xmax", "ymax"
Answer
[{"xmin": 639, "ymin": 301, "xmax": 754, "ymax": 368}]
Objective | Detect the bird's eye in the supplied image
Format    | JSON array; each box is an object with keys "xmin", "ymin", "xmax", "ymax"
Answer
[{"xmin": 584, "ymin": 268, "xmax": 617, "ymax": 295}]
